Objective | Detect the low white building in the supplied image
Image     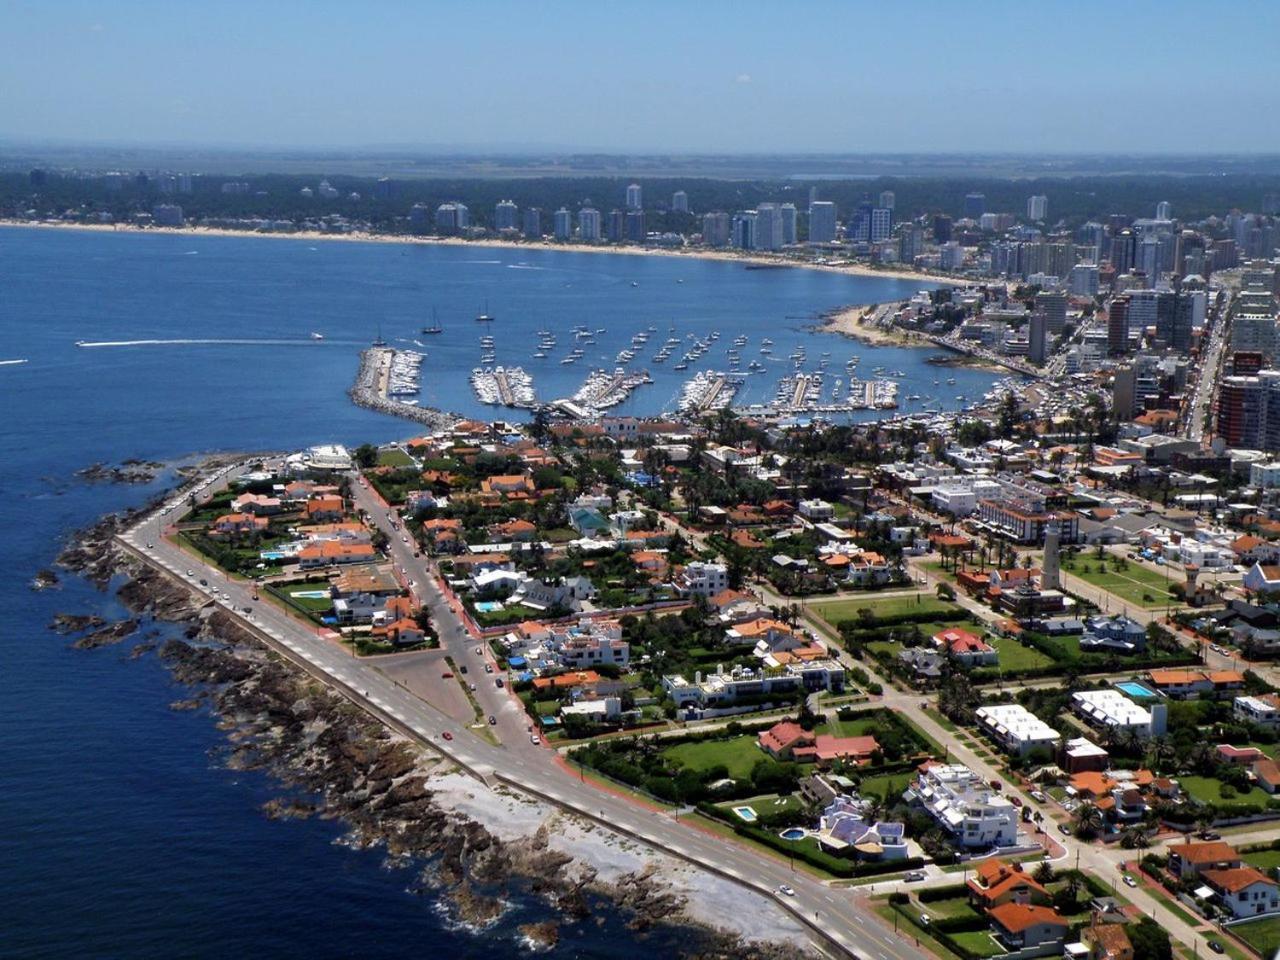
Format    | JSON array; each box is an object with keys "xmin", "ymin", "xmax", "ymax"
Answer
[
  {"xmin": 903, "ymin": 763, "xmax": 1018, "ymax": 849},
  {"xmin": 1071, "ymin": 690, "xmax": 1166, "ymax": 738},
  {"xmin": 677, "ymin": 561, "xmax": 729, "ymax": 597},
  {"xmin": 798, "ymin": 499, "xmax": 836, "ymax": 520},
  {"xmin": 1251, "ymin": 461, "xmax": 1280, "ymax": 489},
  {"xmin": 1234, "ymin": 694, "xmax": 1280, "ymax": 729},
  {"xmin": 975, "ymin": 704, "xmax": 1061, "ymax": 757}
]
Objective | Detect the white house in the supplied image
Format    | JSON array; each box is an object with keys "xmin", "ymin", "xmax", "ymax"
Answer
[
  {"xmin": 903, "ymin": 763, "xmax": 1018, "ymax": 849},
  {"xmin": 677, "ymin": 561, "xmax": 729, "ymax": 597},
  {"xmin": 975, "ymin": 704, "xmax": 1061, "ymax": 757},
  {"xmin": 798, "ymin": 499, "xmax": 836, "ymax": 520},
  {"xmin": 1201, "ymin": 867, "xmax": 1280, "ymax": 919}
]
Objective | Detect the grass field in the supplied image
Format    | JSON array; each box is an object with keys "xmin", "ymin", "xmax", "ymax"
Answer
[
  {"xmin": 1233, "ymin": 915, "xmax": 1280, "ymax": 958},
  {"xmin": 923, "ymin": 896, "xmax": 983, "ymax": 921},
  {"xmin": 376, "ymin": 447, "xmax": 416, "ymax": 467},
  {"xmin": 812, "ymin": 595, "xmax": 959, "ymax": 625},
  {"xmin": 662, "ymin": 734, "xmax": 763, "ymax": 780},
  {"xmin": 1180, "ymin": 776, "xmax": 1274, "ymax": 806},
  {"xmin": 858, "ymin": 770, "xmax": 915, "ymax": 799},
  {"xmin": 990, "ymin": 634, "xmax": 1055, "ymax": 671},
  {"xmin": 1061, "ymin": 557, "xmax": 1180, "ymax": 608},
  {"xmin": 949, "ymin": 930, "xmax": 1006, "ymax": 958},
  {"xmin": 1243, "ymin": 847, "xmax": 1280, "ymax": 874}
]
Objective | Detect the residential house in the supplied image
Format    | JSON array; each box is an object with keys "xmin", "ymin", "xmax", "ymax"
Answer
[
  {"xmin": 813, "ymin": 795, "xmax": 908, "ymax": 859},
  {"xmin": 480, "ymin": 474, "xmax": 536, "ymax": 498},
  {"xmin": 1081, "ymin": 923, "xmax": 1134, "ymax": 960},
  {"xmin": 297, "ymin": 541, "xmax": 377, "ymax": 570},
  {"xmin": 1200, "ymin": 867, "xmax": 1280, "ymax": 918},
  {"xmin": 230, "ymin": 493, "xmax": 283, "ymax": 516},
  {"xmin": 677, "ymin": 561, "xmax": 729, "ymax": 598},
  {"xmin": 304, "ymin": 496, "xmax": 344, "ymax": 521},
  {"xmin": 1080, "ymin": 616, "xmax": 1147, "ymax": 654},
  {"xmin": 966, "ymin": 859, "xmax": 1051, "ymax": 909},
  {"xmin": 1254, "ymin": 758, "xmax": 1280, "ymax": 794},
  {"xmin": 1233, "ymin": 536, "xmax": 1280, "ymax": 567},
  {"xmin": 1169, "ymin": 842, "xmax": 1242, "ymax": 879},
  {"xmin": 1243, "ymin": 563, "xmax": 1280, "ymax": 595},
  {"xmin": 975, "ymin": 704, "xmax": 1061, "ymax": 757},
  {"xmin": 1234, "ymin": 694, "xmax": 1280, "ymax": 729},
  {"xmin": 988, "ymin": 903, "xmax": 1070, "ymax": 953},
  {"xmin": 933, "ymin": 627, "xmax": 999, "ymax": 667},
  {"xmin": 903, "ymin": 763, "xmax": 1018, "ymax": 849},
  {"xmin": 1145, "ymin": 669, "xmax": 1245, "ymax": 700},
  {"xmin": 209, "ymin": 512, "xmax": 269, "ymax": 538}
]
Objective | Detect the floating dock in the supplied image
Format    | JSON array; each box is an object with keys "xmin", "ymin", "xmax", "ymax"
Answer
[
  {"xmin": 471, "ymin": 365, "xmax": 536, "ymax": 409},
  {"xmin": 678, "ymin": 370, "xmax": 745, "ymax": 414},
  {"xmin": 562, "ymin": 367, "xmax": 651, "ymax": 415}
]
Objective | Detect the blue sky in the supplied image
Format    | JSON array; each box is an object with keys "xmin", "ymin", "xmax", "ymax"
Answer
[{"xmin": 2, "ymin": 0, "xmax": 1278, "ymax": 153}]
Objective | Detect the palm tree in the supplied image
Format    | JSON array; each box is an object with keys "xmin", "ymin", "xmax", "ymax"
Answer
[{"xmin": 1073, "ymin": 801, "xmax": 1105, "ymax": 838}]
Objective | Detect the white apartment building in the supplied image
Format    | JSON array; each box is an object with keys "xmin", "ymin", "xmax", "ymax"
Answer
[
  {"xmin": 1072, "ymin": 690, "xmax": 1166, "ymax": 738},
  {"xmin": 904, "ymin": 763, "xmax": 1018, "ymax": 849},
  {"xmin": 798, "ymin": 499, "xmax": 836, "ymax": 520},
  {"xmin": 975, "ymin": 704, "xmax": 1061, "ymax": 757},
  {"xmin": 677, "ymin": 561, "xmax": 729, "ymax": 597},
  {"xmin": 1234, "ymin": 694, "xmax": 1280, "ymax": 729}
]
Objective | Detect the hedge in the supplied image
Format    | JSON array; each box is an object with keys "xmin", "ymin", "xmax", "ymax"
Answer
[{"xmin": 919, "ymin": 883, "xmax": 968, "ymax": 902}]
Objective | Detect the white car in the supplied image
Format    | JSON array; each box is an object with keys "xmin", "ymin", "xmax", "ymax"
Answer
[
  {"xmin": 777, "ymin": 884, "xmax": 795, "ymax": 897},
  {"xmin": 530, "ymin": 734, "xmax": 541, "ymax": 745}
]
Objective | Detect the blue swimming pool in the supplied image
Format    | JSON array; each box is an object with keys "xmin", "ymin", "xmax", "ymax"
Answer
[
  {"xmin": 779, "ymin": 828, "xmax": 807, "ymax": 841},
  {"xmin": 1116, "ymin": 681, "xmax": 1157, "ymax": 698},
  {"xmin": 732, "ymin": 806, "xmax": 757, "ymax": 822},
  {"xmin": 289, "ymin": 590, "xmax": 330, "ymax": 599},
  {"xmin": 474, "ymin": 601, "xmax": 505, "ymax": 614}
]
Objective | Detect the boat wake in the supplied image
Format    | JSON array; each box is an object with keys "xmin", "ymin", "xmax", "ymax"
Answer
[
  {"xmin": 74, "ymin": 338, "xmax": 345, "ymax": 348},
  {"xmin": 0, "ymin": 358, "xmax": 29, "ymax": 366}
]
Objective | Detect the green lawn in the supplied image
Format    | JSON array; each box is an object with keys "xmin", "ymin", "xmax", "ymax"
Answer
[
  {"xmin": 924, "ymin": 896, "xmax": 984, "ymax": 921},
  {"xmin": 949, "ymin": 930, "xmax": 1006, "ymax": 958},
  {"xmin": 1243, "ymin": 848, "xmax": 1280, "ymax": 874},
  {"xmin": 662, "ymin": 734, "xmax": 764, "ymax": 780},
  {"xmin": 858, "ymin": 770, "xmax": 915, "ymax": 799},
  {"xmin": 1180, "ymin": 776, "xmax": 1274, "ymax": 806},
  {"xmin": 812, "ymin": 595, "xmax": 959, "ymax": 625},
  {"xmin": 990, "ymin": 634, "xmax": 1054, "ymax": 671},
  {"xmin": 1233, "ymin": 915, "xmax": 1280, "ymax": 958},
  {"xmin": 376, "ymin": 447, "xmax": 416, "ymax": 467},
  {"xmin": 1061, "ymin": 557, "xmax": 1180, "ymax": 609}
]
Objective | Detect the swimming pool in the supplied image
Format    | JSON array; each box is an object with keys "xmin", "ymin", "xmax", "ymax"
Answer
[
  {"xmin": 732, "ymin": 806, "xmax": 757, "ymax": 822},
  {"xmin": 474, "ymin": 601, "xmax": 505, "ymax": 614},
  {"xmin": 289, "ymin": 590, "xmax": 330, "ymax": 599},
  {"xmin": 779, "ymin": 828, "xmax": 807, "ymax": 841},
  {"xmin": 1115, "ymin": 681, "xmax": 1157, "ymax": 699}
]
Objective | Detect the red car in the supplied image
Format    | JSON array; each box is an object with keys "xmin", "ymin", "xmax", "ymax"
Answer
[
  {"xmin": 441, "ymin": 731, "xmax": 453, "ymax": 741},
  {"xmin": 441, "ymin": 671, "xmax": 454, "ymax": 679}
]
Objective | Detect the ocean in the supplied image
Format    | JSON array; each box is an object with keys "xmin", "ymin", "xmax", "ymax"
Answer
[{"xmin": 0, "ymin": 226, "xmax": 998, "ymax": 957}]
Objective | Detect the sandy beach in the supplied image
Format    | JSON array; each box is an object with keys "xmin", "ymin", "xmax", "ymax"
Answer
[
  {"xmin": 0, "ymin": 217, "xmax": 960, "ymax": 287},
  {"xmin": 821, "ymin": 303, "xmax": 927, "ymax": 347}
]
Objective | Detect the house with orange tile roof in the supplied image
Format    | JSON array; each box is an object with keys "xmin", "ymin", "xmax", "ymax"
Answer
[
  {"xmin": 846, "ymin": 551, "xmax": 895, "ymax": 587},
  {"xmin": 731, "ymin": 529, "xmax": 767, "ymax": 550},
  {"xmin": 1217, "ymin": 744, "xmax": 1266, "ymax": 766},
  {"xmin": 231, "ymin": 492, "xmax": 283, "ymax": 516},
  {"xmin": 480, "ymin": 473, "xmax": 536, "ymax": 497},
  {"xmin": 1145, "ymin": 668, "xmax": 1244, "ymax": 700},
  {"xmin": 758, "ymin": 721, "xmax": 810, "ymax": 760},
  {"xmin": 488, "ymin": 518, "xmax": 537, "ymax": 542},
  {"xmin": 795, "ymin": 734, "xmax": 880, "ymax": 765},
  {"xmin": 1253, "ymin": 758, "xmax": 1280, "ymax": 794},
  {"xmin": 1201, "ymin": 866, "xmax": 1280, "ymax": 918},
  {"xmin": 1169, "ymin": 841, "xmax": 1242, "ymax": 879},
  {"xmin": 1068, "ymin": 771, "xmax": 1118, "ymax": 799},
  {"xmin": 966, "ymin": 859, "xmax": 1050, "ymax": 910},
  {"xmin": 1082, "ymin": 922, "xmax": 1134, "ymax": 960},
  {"xmin": 297, "ymin": 541, "xmax": 377, "ymax": 570},
  {"xmin": 1232, "ymin": 535, "xmax": 1280, "ymax": 566},
  {"xmin": 370, "ymin": 616, "xmax": 426, "ymax": 647},
  {"xmin": 987, "ymin": 903, "xmax": 1069, "ymax": 951},
  {"xmin": 209, "ymin": 512, "xmax": 270, "ymax": 538},
  {"xmin": 932, "ymin": 627, "xmax": 998, "ymax": 667},
  {"xmin": 304, "ymin": 495, "xmax": 345, "ymax": 521},
  {"xmin": 725, "ymin": 617, "xmax": 804, "ymax": 654}
]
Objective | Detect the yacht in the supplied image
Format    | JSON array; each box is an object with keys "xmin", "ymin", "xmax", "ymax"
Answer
[
  {"xmin": 310, "ymin": 332, "xmax": 324, "ymax": 340},
  {"xmin": 475, "ymin": 299, "xmax": 494, "ymax": 322},
  {"xmin": 422, "ymin": 308, "xmax": 443, "ymax": 335}
]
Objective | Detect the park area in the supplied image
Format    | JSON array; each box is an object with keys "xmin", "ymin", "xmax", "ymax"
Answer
[
  {"xmin": 812, "ymin": 594, "xmax": 960, "ymax": 626},
  {"xmin": 1061, "ymin": 555, "xmax": 1180, "ymax": 609}
]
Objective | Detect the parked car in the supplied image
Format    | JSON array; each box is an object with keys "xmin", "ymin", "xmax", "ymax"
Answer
[
  {"xmin": 484, "ymin": 664, "xmax": 494, "ymax": 674},
  {"xmin": 777, "ymin": 885, "xmax": 795, "ymax": 897},
  {"xmin": 495, "ymin": 678, "xmax": 504, "ymax": 688},
  {"xmin": 488, "ymin": 716, "xmax": 496, "ymax": 725},
  {"xmin": 1029, "ymin": 790, "xmax": 1046, "ymax": 802},
  {"xmin": 441, "ymin": 671, "xmax": 453, "ymax": 679},
  {"xmin": 441, "ymin": 731, "xmax": 453, "ymax": 741},
  {"xmin": 1207, "ymin": 942, "xmax": 1224, "ymax": 954},
  {"xmin": 1123, "ymin": 875, "xmax": 1137, "ymax": 888},
  {"xmin": 530, "ymin": 734, "xmax": 540, "ymax": 745},
  {"xmin": 919, "ymin": 914, "xmax": 931, "ymax": 927},
  {"xmin": 904, "ymin": 872, "xmax": 925, "ymax": 882},
  {"xmin": 1059, "ymin": 824, "xmax": 1072, "ymax": 836}
]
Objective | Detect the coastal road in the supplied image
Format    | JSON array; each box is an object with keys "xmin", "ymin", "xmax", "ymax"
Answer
[{"xmin": 121, "ymin": 466, "xmax": 928, "ymax": 960}]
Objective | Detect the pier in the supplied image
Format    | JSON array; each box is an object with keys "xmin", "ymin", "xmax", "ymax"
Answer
[
  {"xmin": 349, "ymin": 347, "xmax": 456, "ymax": 430},
  {"xmin": 470, "ymin": 365, "xmax": 536, "ymax": 409},
  {"xmin": 678, "ymin": 370, "xmax": 744, "ymax": 414},
  {"xmin": 557, "ymin": 367, "xmax": 651, "ymax": 416}
]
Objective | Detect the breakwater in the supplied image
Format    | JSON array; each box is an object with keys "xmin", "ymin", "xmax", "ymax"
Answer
[{"xmin": 349, "ymin": 347, "xmax": 457, "ymax": 430}]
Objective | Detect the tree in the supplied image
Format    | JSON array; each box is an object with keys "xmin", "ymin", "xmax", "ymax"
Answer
[
  {"xmin": 353, "ymin": 443, "xmax": 378, "ymax": 469},
  {"xmin": 1129, "ymin": 918, "xmax": 1172, "ymax": 960},
  {"xmin": 1073, "ymin": 801, "xmax": 1104, "ymax": 839},
  {"xmin": 1033, "ymin": 861, "xmax": 1055, "ymax": 884}
]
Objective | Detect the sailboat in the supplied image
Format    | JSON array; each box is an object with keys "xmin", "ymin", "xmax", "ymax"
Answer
[
  {"xmin": 372, "ymin": 323, "xmax": 387, "ymax": 347},
  {"xmin": 422, "ymin": 307, "xmax": 443, "ymax": 335},
  {"xmin": 475, "ymin": 299, "xmax": 494, "ymax": 322}
]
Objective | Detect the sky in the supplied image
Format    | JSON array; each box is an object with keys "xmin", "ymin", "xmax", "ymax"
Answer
[{"xmin": 2, "ymin": 0, "xmax": 1279, "ymax": 155}]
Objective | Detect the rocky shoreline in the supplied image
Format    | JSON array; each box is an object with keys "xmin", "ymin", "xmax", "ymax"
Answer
[{"xmin": 51, "ymin": 496, "xmax": 815, "ymax": 960}]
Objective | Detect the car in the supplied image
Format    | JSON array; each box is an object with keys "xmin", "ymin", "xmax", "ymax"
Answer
[
  {"xmin": 441, "ymin": 671, "xmax": 454, "ymax": 679},
  {"xmin": 199, "ymin": 578, "xmax": 208, "ymax": 586},
  {"xmin": 777, "ymin": 884, "xmax": 796, "ymax": 897},
  {"xmin": 488, "ymin": 715, "xmax": 496, "ymax": 725},
  {"xmin": 1029, "ymin": 790, "xmax": 1046, "ymax": 802},
  {"xmin": 1123, "ymin": 875, "xmax": 1137, "ymax": 888},
  {"xmin": 145, "ymin": 542, "xmax": 153, "ymax": 549},
  {"xmin": 919, "ymin": 914, "xmax": 931, "ymax": 927},
  {"xmin": 242, "ymin": 606, "xmax": 253, "ymax": 614},
  {"xmin": 469, "ymin": 683, "xmax": 477, "ymax": 692},
  {"xmin": 904, "ymin": 872, "xmax": 925, "ymax": 882},
  {"xmin": 484, "ymin": 663, "xmax": 494, "ymax": 674},
  {"xmin": 474, "ymin": 647, "xmax": 482, "ymax": 656},
  {"xmin": 185, "ymin": 569, "xmax": 194, "ymax": 578},
  {"xmin": 495, "ymin": 678, "xmax": 504, "ymax": 688},
  {"xmin": 1207, "ymin": 942, "xmax": 1224, "ymax": 954},
  {"xmin": 1010, "ymin": 796, "xmax": 1023, "ymax": 807},
  {"xmin": 530, "ymin": 734, "xmax": 540, "ymax": 745},
  {"xmin": 401, "ymin": 536, "xmax": 408, "ymax": 543},
  {"xmin": 441, "ymin": 731, "xmax": 453, "ymax": 741},
  {"xmin": 1200, "ymin": 831, "xmax": 1221, "ymax": 841},
  {"xmin": 459, "ymin": 665, "xmax": 468, "ymax": 674}
]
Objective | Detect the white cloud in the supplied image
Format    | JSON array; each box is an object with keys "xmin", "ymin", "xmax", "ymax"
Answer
[{"xmin": 735, "ymin": 73, "xmax": 751, "ymax": 84}]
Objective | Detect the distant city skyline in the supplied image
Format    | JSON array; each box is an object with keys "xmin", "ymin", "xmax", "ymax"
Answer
[{"xmin": 2, "ymin": 1, "xmax": 1279, "ymax": 154}]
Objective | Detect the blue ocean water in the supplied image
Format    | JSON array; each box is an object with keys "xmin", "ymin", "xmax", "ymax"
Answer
[{"xmin": 0, "ymin": 227, "xmax": 998, "ymax": 957}]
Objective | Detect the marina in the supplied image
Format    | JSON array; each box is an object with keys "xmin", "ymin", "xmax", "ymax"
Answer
[
  {"xmin": 470, "ymin": 365, "xmax": 537, "ymax": 409},
  {"xmin": 677, "ymin": 370, "xmax": 745, "ymax": 414},
  {"xmin": 556, "ymin": 366, "xmax": 652, "ymax": 417}
]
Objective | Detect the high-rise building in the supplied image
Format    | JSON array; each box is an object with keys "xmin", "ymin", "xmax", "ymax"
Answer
[
  {"xmin": 878, "ymin": 190, "xmax": 895, "ymax": 211},
  {"xmin": 409, "ymin": 203, "xmax": 432, "ymax": 234},
  {"xmin": 755, "ymin": 203, "xmax": 784, "ymax": 251},
  {"xmin": 553, "ymin": 207, "xmax": 572, "ymax": 240},
  {"xmin": 900, "ymin": 226, "xmax": 924, "ymax": 264},
  {"xmin": 1156, "ymin": 201, "xmax": 1172, "ymax": 220},
  {"xmin": 1216, "ymin": 371, "xmax": 1280, "ymax": 449},
  {"xmin": 1035, "ymin": 291, "xmax": 1068, "ymax": 336},
  {"xmin": 1027, "ymin": 195, "xmax": 1048, "ymax": 221},
  {"xmin": 607, "ymin": 209, "xmax": 626, "ymax": 243},
  {"xmin": 625, "ymin": 183, "xmax": 642, "ymax": 210},
  {"xmin": 1112, "ymin": 364, "xmax": 1137, "ymax": 421},
  {"xmin": 701, "ymin": 211, "xmax": 731, "ymax": 247},
  {"xmin": 151, "ymin": 204, "xmax": 184, "ymax": 227},
  {"xmin": 1109, "ymin": 229, "xmax": 1137, "ymax": 274},
  {"xmin": 374, "ymin": 178, "xmax": 397, "ymax": 201},
  {"xmin": 780, "ymin": 203, "xmax": 797, "ymax": 246},
  {"xmin": 522, "ymin": 207, "xmax": 542, "ymax": 240},
  {"xmin": 435, "ymin": 202, "xmax": 469, "ymax": 233},
  {"xmin": 1028, "ymin": 310, "xmax": 1048, "ymax": 364},
  {"xmin": 963, "ymin": 192, "xmax": 986, "ymax": 219},
  {"xmin": 625, "ymin": 209, "xmax": 645, "ymax": 243},
  {"xmin": 578, "ymin": 207, "xmax": 601, "ymax": 242},
  {"xmin": 732, "ymin": 211, "xmax": 757, "ymax": 250},
  {"xmin": 869, "ymin": 207, "xmax": 893, "ymax": 243},
  {"xmin": 808, "ymin": 201, "xmax": 837, "ymax": 244},
  {"xmin": 932, "ymin": 214, "xmax": 953, "ymax": 243},
  {"xmin": 494, "ymin": 200, "xmax": 519, "ymax": 231},
  {"xmin": 1069, "ymin": 263, "xmax": 1100, "ymax": 297},
  {"xmin": 1230, "ymin": 261, "xmax": 1280, "ymax": 361},
  {"xmin": 1108, "ymin": 295, "xmax": 1131, "ymax": 356},
  {"xmin": 671, "ymin": 190, "xmax": 689, "ymax": 213}
]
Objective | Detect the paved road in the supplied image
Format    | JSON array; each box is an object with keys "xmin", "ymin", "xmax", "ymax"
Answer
[{"xmin": 121, "ymin": 463, "xmax": 929, "ymax": 960}]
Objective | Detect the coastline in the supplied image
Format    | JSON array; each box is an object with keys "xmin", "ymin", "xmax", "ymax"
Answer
[
  {"xmin": 0, "ymin": 217, "xmax": 961, "ymax": 288},
  {"xmin": 820, "ymin": 303, "xmax": 928, "ymax": 348},
  {"xmin": 52, "ymin": 489, "xmax": 816, "ymax": 958}
]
